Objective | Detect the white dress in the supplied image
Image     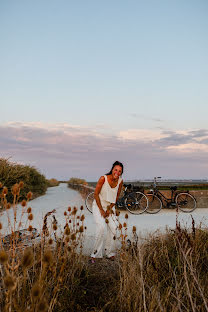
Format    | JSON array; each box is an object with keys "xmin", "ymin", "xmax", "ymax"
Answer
[{"xmin": 91, "ymin": 175, "xmax": 122, "ymax": 258}]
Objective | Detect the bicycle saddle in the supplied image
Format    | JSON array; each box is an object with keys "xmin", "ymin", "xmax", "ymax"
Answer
[{"xmin": 170, "ymin": 186, "xmax": 177, "ymax": 191}]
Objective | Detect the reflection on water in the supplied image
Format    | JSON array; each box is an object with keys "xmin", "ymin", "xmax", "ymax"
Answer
[{"xmin": 0, "ymin": 183, "xmax": 86, "ymax": 235}]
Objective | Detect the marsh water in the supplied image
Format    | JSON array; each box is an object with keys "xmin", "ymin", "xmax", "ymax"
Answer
[{"xmin": 1, "ymin": 183, "xmax": 208, "ymax": 254}]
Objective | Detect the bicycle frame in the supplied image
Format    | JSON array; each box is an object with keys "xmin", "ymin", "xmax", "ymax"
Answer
[{"xmin": 150, "ymin": 177, "xmax": 181, "ymax": 208}]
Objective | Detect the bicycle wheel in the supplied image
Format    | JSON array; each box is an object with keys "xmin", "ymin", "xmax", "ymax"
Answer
[
  {"xmin": 176, "ymin": 193, "xmax": 196, "ymax": 213},
  {"xmin": 146, "ymin": 194, "xmax": 162, "ymax": 214},
  {"xmin": 85, "ymin": 191, "xmax": 94, "ymax": 213},
  {"xmin": 124, "ymin": 192, "xmax": 148, "ymax": 214}
]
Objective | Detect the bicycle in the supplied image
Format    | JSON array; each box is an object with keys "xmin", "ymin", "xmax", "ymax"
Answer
[
  {"xmin": 85, "ymin": 184, "xmax": 149, "ymax": 215},
  {"xmin": 146, "ymin": 177, "xmax": 197, "ymax": 214}
]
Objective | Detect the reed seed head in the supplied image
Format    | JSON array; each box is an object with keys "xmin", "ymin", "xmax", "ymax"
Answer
[
  {"xmin": 27, "ymin": 207, "xmax": 32, "ymax": 213},
  {"xmin": 22, "ymin": 249, "xmax": 33, "ymax": 269},
  {"xmin": 21, "ymin": 200, "xmax": 27, "ymax": 207},
  {"xmin": 105, "ymin": 218, "xmax": 109, "ymax": 224},
  {"xmin": 80, "ymin": 214, "xmax": 85, "ymax": 221},
  {"xmin": 68, "ymin": 206, "xmax": 71, "ymax": 212},
  {"xmin": 132, "ymin": 226, "xmax": 137, "ymax": 232},
  {"xmin": 116, "ymin": 210, "xmax": 120, "ymax": 216},
  {"xmin": 80, "ymin": 205, "xmax": 84, "ymax": 210},
  {"xmin": 64, "ymin": 211, "xmax": 67, "ymax": 216},
  {"xmin": 0, "ymin": 250, "xmax": 8, "ymax": 264},
  {"xmin": 0, "ymin": 223, "xmax": 2, "ymax": 230},
  {"xmin": 119, "ymin": 223, "xmax": 122, "ymax": 230},
  {"xmin": 123, "ymin": 222, "xmax": 127, "ymax": 228},
  {"xmin": 125, "ymin": 213, "xmax": 129, "ymax": 219},
  {"xmin": 48, "ymin": 238, "xmax": 53, "ymax": 245}
]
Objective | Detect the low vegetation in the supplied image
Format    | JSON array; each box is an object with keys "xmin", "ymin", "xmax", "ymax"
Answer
[
  {"xmin": 47, "ymin": 178, "xmax": 60, "ymax": 187},
  {"xmin": 0, "ymin": 183, "xmax": 208, "ymax": 311},
  {"xmin": 67, "ymin": 177, "xmax": 88, "ymax": 187},
  {"xmin": 0, "ymin": 158, "xmax": 47, "ymax": 205}
]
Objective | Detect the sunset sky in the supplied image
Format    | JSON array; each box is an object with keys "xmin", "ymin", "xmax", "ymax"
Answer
[{"xmin": 0, "ymin": 0, "xmax": 208, "ymax": 180}]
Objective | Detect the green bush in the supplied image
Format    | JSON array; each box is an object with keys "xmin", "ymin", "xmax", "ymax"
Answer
[{"xmin": 0, "ymin": 158, "xmax": 48, "ymax": 203}]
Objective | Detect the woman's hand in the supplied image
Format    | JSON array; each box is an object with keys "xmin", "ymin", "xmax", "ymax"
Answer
[{"xmin": 100, "ymin": 209, "xmax": 108, "ymax": 218}]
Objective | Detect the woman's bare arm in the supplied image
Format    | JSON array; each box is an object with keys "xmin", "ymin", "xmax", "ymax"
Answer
[{"xmin": 94, "ymin": 176, "xmax": 106, "ymax": 218}]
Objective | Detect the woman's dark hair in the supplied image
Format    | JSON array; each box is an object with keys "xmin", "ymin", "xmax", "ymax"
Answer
[{"xmin": 106, "ymin": 161, "xmax": 124, "ymax": 175}]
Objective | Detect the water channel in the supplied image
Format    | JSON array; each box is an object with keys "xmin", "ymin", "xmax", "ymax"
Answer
[{"xmin": 1, "ymin": 183, "xmax": 208, "ymax": 254}]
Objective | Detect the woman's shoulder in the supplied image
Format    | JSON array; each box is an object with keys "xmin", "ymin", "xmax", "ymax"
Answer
[{"xmin": 98, "ymin": 175, "xmax": 105, "ymax": 183}]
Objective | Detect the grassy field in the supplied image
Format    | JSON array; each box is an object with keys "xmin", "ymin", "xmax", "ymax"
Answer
[{"xmin": 1, "ymin": 183, "xmax": 208, "ymax": 311}]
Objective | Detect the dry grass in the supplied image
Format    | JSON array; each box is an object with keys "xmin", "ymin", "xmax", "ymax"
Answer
[{"xmin": 1, "ymin": 183, "xmax": 208, "ymax": 311}]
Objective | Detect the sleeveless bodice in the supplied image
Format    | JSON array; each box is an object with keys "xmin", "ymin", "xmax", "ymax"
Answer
[{"xmin": 99, "ymin": 175, "xmax": 122, "ymax": 204}]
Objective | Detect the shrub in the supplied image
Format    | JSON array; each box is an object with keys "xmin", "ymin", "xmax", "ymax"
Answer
[
  {"xmin": 0, "ymin": 158, "xmax": 48, "ymax": 204},
  {"xmin": 47, "ymin": 178, "xmax": 60, "ymax": 187},
  {"xmin": 67, "ymin": 177, "xmax": 88, "ymax": 186}
]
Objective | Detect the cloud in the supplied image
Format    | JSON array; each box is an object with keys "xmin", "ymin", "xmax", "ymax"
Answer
[
  {"xmin": 0, "ymin": 122, "xmax": 208, "ymax": 180},
  {"xmin": 130, "ymin": 113, "xmax": 165, "ymax": 123}
]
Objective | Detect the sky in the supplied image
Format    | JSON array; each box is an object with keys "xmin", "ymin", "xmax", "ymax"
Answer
[{"xmin": 0, "ymin": 0, "xmax": 208, "ymax": 181}]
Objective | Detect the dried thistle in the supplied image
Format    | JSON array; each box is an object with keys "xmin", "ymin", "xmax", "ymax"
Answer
[
  {"xmin": 11, "ymin": 183, "xmax": 19, "ymax": 196},
  {"xmin": 65, "ymin": 227, "xmax": 70, "ymax": 236},
  {"xmin": 22, "ymin": 249, "xmax": 33, "ymax": 270},
  {"xmin": 27, "ymin": 191, "xmax": 33, "ymax": 200},
  {"xmin": 28, "ymin": 225, "xmax": 33, "ymax": 232},
  {"xmin": 28, "ymin": 213, "xmax": 33, "ymax": 221},
  {"xmin": 32, "ymin": 283, "xmax": 41, "ymax": 299},
  {"xmin": 21, "ymin": 199, "xmax": 27, "ymax": 207},
  {"xmin": 79, "ymin": 225, "xmax": 84, "ymax": 233},
  {"xmin": 71, "ymin": 233, "xmax": 76, "ymax": 241},
  {"xmin": 53, "ymin": 224, "xmax": 57, "ymax": 231},
  {"xmin": 19, "ymin": 181, "xmax": 24, "ymax": 188},
  {"xmin": 4, "ymin": 274, "xmax": 16, "ymax": 290},
  {"xmin": 0, "ymin": 250, "xmax": 8, "ymax": 264},
  {"xmin": 37, "ymin": 299, "xmax": 48, "ymax": 311},
  {"xmin": 27, "ymin": 207, "xmax": 32, "ymax": 213},
  {"xmin": 43, "ymin": 250, "xmax": 53, "ymax": 265},
  {"xmin": 2, "ymin": 187, "xmax": 8, "ymax": 196},
  {"xmin": 6, "ymin": 203, "xmax": 11, "ymax": 209}
]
